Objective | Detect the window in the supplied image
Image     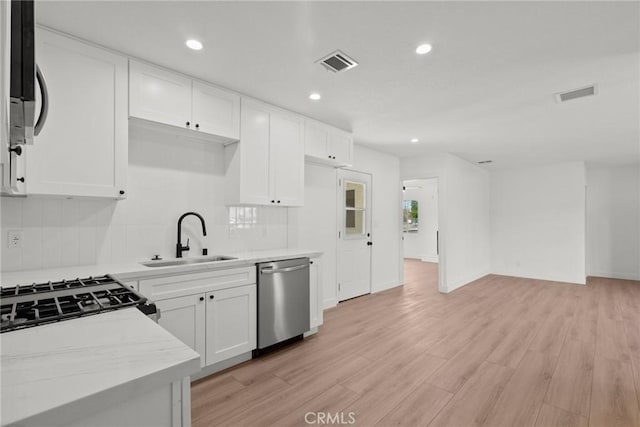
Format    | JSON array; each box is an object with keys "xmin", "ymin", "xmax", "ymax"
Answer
[
  {"xmin": 344, "ymin": 181, "xmax": 366, "ymax": 235},
  {"xmin": 403, "ymin": 200, "xmax": 419, "ymax": 232},
  {"xmin": 228, "ymin": 207, "xmax": 258, "ymax": 228}
]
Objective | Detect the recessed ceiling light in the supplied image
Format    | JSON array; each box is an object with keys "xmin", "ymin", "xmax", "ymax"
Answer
[
  {"xmin": 309, "ymin": 93, "xmax": 321, "ymax": 101},
  {"xmin": 186, "ymin": 39, "xmax": 203, "ymax": 50},
  {"xmin": 415, "ymin": 44, "xmax": 432, "ymax": 55},
  {"xmin": 410, "ymin": 138, "xmax": 419, "ymax": 143}
]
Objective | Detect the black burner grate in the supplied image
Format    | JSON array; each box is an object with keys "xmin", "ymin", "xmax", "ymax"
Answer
[{"xmin": 1, "ymin": 275, "xmax": 149, "ymax": 332}]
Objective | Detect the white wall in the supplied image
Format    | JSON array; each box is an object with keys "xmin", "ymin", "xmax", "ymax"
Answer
[
  {"xmin": 402, "ymin": 179, "xmax": 438, "ymax": 262},
  {"xmin": 287, "ymin": 164, "xmax": 338, "ymax": 308},
  {"xmin": 401, "ymin": 152, "xmax": 491, "ymax": 293},
  {"xmin": 289, "ymin": 145, "xmax": 402, "ymax": 307},
  {"xmin": 352, "ymin": 145, "xmax": 403, "ymax": 293},
  {"xmin": 491, "ymin": 162, "xmax": 586, "ymax": 284},
  {"xmin": 442, "ymin": 155, "xmax": 491, "ymax": 291},
  {"xmin": 586, "ymin": 164, "xmax": 640, "ymax": 280},
  {"xmin": 1, "ymin": 125, "xmax": 288, "ymax": 271}
]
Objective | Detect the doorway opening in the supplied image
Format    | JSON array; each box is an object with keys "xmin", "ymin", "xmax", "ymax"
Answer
[{"xmin": 402, "ymin": 178, "xmax": 439, "ymax": 287}]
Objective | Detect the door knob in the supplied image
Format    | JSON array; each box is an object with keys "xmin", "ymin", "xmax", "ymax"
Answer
[
  {"xmin": 367, "ymin": 241, "xmax": 373, "ymax": 246},
  {"xmin": 209, "ymin": 295, "xmax": 214, "ymax": 300},
  {"xmin": 9, "ymin": 146, "xmax": 22, "ymax": 156},
  {"xmin": 199, "ymin": 296, "xmax": 204, "ymax": 301}
]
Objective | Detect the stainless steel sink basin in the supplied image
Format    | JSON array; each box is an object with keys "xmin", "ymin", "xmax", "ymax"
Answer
[{"xmin": 141, "ymin": 255, "xmax": 237, "ymax": 268}]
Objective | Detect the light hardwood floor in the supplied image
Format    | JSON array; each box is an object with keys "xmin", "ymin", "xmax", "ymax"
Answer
[{"xmin": 192, "ymin": 260, "xmax": 640, "ymax": 427}]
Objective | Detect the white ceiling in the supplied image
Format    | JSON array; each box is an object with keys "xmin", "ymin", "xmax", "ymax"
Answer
[{"xmin": 36, "ymin": 1, "xmax": 640, "ymax": 168}]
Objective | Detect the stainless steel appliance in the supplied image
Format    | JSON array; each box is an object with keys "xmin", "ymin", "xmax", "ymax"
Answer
[
  {"xmin": 9, "ymin": 0, "xmax": 48, "ymax": 146},
  {"xmin": 256, "ymin": 258, "xmax": 310, "ymax": 351},
  {"xmin": 0, "ymin": 275, "xmax": 158, "ymax": 332}
]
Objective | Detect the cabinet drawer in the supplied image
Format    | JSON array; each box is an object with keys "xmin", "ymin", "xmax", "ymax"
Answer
[{"xmin": 139, "ymin": 266, "xmax": 256, "ymax": 301}]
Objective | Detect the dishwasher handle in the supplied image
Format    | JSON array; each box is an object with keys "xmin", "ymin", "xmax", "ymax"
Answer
[{"xmin": 260, "ymin": 264, "xmax": 308, "ymax": 274}]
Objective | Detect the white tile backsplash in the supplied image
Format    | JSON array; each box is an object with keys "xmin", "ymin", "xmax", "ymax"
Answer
[{"xmin": 0, "ymin": 126, "xmax": 289, "ymax": 272}]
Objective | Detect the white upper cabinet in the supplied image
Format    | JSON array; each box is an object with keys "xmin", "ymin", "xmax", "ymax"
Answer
[
  {"xmin": 304, "ymin": 119, "xmax": 353, "ymax": 167},
  {"xmin": 269, "ymin": 112, "xmax": 305, "ymax": 206},
  {"xmin": 129, "ymin": 61, "xmax": 240, "ymax": 142},
  {"xmin": 235, "ymin": 100, "xmax": 271, "ymax": 205},
  {"xmin": 226, "ymin": 98, "xmax": 304, "ymax": 207},
  {"xmin": 129, "ymin": 60, "xmax": 190, "ymax": 129},
  {"xmin": 192, "ymin": 81, "xmax": 240, "ymax": 140},
  {"xmin": 25, "ymin": 28, "xmax": 128, "ymax": 199}
]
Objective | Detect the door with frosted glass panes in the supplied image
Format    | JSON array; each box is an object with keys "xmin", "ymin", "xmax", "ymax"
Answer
[{"xmin": 337, "ymin": 170, "xmax": 372, "ymax": 301}]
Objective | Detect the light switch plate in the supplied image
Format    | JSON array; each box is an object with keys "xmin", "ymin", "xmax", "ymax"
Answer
[{"xmin": 7, "ymin": 230, "xmax": 23, "ymax": 248}]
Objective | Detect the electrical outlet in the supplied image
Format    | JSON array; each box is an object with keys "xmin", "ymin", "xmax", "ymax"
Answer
[{"xmin": 7, "ymin": 230, "xmax": 23, "ymax": 249}]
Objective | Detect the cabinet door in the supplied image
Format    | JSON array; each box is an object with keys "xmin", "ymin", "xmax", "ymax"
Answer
[
  {"xmin": 26, "ymin": 29, "xmax": 127, "ymax": 198},
  {"xmin": 304, "ymin": 121, "xmax": 329, "ymax": 159},
  {"xmin": 205, "ymin": 284, "xmax": 256, "ymax": 366},
  {"xmin": 129, "ymin": 60, "xmax": 191, "ymax": 130},
  {"xmin": 329, "ymin": 130, "xmax": 354, "ymax": 166},
  {"xmin": 238, "ymin": 100, "xmax": 271, "ymax": 204},
  {"xmin": 157, "ymin": 294, "xmax": 206, "ymax": 368},
  {"xmin": 269, "ymin": 112, "xmax": 304, "ymax": 206},
  {"xmin": 192, "ymin": 81, "xmax": 240, "ymax": 140}
]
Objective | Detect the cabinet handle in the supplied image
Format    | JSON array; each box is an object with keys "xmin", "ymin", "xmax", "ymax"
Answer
[
  {"xmin": 9, "ymin": 146, "xmax": 22, "ymax": 156},
  {"xmin": 195, "ymin": 124, "xmax": 200, "ymax": 129},
  {"xmin": 271, "ymin": 200, "xmax": 275, "ymax": 203},
  {"xmin": 199, "ymin": 296, "xmax": 204, "ymax": 301},
  {"xmin": 17, "ymin": 177, "xmax": 25, "ymax": 183},
  {"xmin": 209, "ymin": 295, "xmax": 214, "ymax": 300},
  {"xmin": 332, "ymin": 156, "xmax": 336, "ymax": 159},
  {"xmin": 119, "ymin": 190, "xmax": 125, "ymax": 195},
  {"xmin": 328, "ymin": 155, "xmax": 332, "ymax": 159},
  {"xmin": 277, "ymin": 200, "xmax": 281, "ymax": 204},
  {"xmin": 186, "ymin": 121, "xmax": 191, "ymax": 127}
]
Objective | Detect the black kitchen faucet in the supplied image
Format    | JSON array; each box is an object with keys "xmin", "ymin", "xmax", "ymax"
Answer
[{"xmin": 176, "ymin": 212, "xmax": 207, "ymax": 258}]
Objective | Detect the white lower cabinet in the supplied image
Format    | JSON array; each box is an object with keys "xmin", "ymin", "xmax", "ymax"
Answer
[
  {"xmin": 140, "ymin": 266, "xmax": 257, "ymax": 370},
  {"xmin": 205, "ymin": 285, "xmax": 257, "ymax": 365},
  {"xmin": 156, "ymin": 294, "xmax": 207, "ymax": 368}
]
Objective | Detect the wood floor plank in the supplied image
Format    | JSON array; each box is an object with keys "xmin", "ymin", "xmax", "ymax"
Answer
[
  {"xmin": 482, "ymin": 350, "xmax": 557, "ymax": 427},
  {"xmin": 589, "ymin": 355, "xmax": 640, "ymax": 427},
  {"xmin": 528, "ymin": 313, "xmax": 572, "ymax": 357},
  {"xmin": 595, "ymin": 314, "xmax": 631, "ymax": 362},
  {"xmin": 340, "ymin": 352, "xmax": 446, "ymax": 426},
  {"xmin": 376, "ymin": 381, "xmax": 452, "ymax": 426},
  {"xmin": 273, "ymin": 384, "xmax": 360, "ymax": 427},
  {"xmin": 486, "ymin": 318, "xmax": 541, "ymax": 368},
  {"xmin": 429, "ymin": 321, "xmax": 509, "ymax": 393},
  {"xmin": 544, "ymin": 339, "xmax": 595, "ymax": 417},
  {"xmin": 534, "ymin": 403, "xmax": 588, "ymax": 427},
  {"xmin": 428, "ymin": 361, "xmax": 513, "ymax": 427},
  {"xmin": 189, "ymin": 261, "xmax": 640, "ymax": 427}
]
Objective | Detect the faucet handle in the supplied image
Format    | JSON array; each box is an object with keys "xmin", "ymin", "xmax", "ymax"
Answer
[{"xmin": 185, "ymin": 238, "xmax": 190, "ymax": 250}]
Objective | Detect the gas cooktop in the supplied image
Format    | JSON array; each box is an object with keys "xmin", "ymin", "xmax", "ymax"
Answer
[{"xmin": 1, "ymin": 275, "xmax": 156, "ymax": 333}]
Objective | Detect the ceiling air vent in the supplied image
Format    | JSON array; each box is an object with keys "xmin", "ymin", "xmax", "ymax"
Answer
[
  {"xmin": 555, "ymin": 84, "xmax": 597, "ymax": 103},
  {"xmin": 316, "ymin": 50, "xmax": 359, "ymax": 73}
]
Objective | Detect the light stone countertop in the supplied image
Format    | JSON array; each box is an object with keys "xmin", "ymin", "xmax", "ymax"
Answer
[
  {"xmin": 0, "ymin": 248, "xmax": 322, "ymax": 426},
  {"xmin": 0, "ymin": 308, "xmax": 201, "ymax": 426},
  {"xmin": 1, "ymin": 248, "xmax": 322, "ymax": 286}
]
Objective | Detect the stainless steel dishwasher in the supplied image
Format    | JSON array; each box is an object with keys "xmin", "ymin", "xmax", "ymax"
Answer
[{"xmin": 256, "ymin": 258, "xmax": 310, "ymax": 352}]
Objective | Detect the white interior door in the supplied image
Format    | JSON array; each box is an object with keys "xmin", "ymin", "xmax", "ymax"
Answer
[{"xmin": 337, "ymin": 170, "xmax": 372, "ymax": 301}]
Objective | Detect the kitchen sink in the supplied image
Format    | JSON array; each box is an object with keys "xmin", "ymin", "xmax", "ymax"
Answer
[{"xmin": 141, "ymin": 255, "xmax": 237, "ymax": 268}]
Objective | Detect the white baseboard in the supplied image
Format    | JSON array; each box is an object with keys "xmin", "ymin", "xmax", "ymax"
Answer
[
  {"xmin": 588, "ymin": 271, "xmax": 640, "ymax": 281},
  {"xmin": 491, "ymin": 269, "xmax": 587, "ymax": 285},
  {"xmin": 445, "ymin": 270, "xmax": 490, "ymax": 293},
  {"xmin": 373, "ymin": 280, "xmax": 402, "ymax": 293},
  {"xmin": 323, "ymin": 298, "xmax": 337, "ymax": 310}
]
